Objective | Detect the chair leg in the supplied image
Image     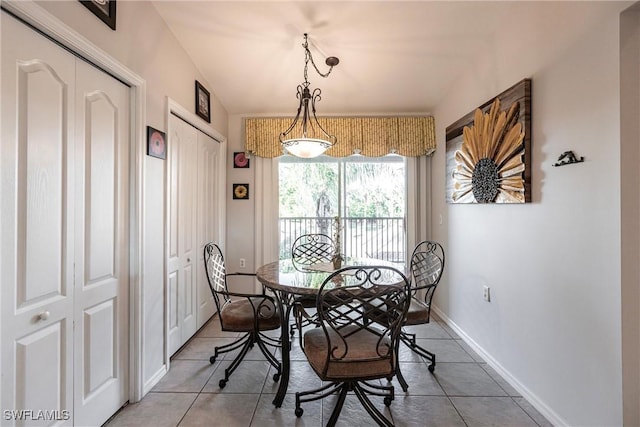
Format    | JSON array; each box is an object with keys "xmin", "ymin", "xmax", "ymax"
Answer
[
  {"xmin": 258, "ymin": 330, "xmax": 282, "ymax": 348},
  {"xmin": 211, "ymin": 328, "xmax": 283, "ymax": 388},
  {"xmin": 400, "ymin": 330, "xmax": 436, "ymax": 372},
  {"xmin": 326, "ymin": 383, "xmax": 349, "ymax": 427},
  {"xmin": 254, "ymin": 332, "xmax": 282, "ymax": 381},
  {"xmin": 219, "ymin": 334, "xmax": 253, "ymax": 388},
  {"xmin": 394, "ymin": 364, "xmax": 409, "ymax": 392},
  {"xmin": 295, "ymin": 381, "xmax": 343, "ymax": 417},
  {"xmin": 353, "ymin": 382, "xmax": 394, "ymax": 427},
  {"xmin": 360, "ymin": 380, "xmax": 394, "ymax": 402},
  {"xmin": 209, "ymin": 333, "xmax": 251, "ymax": 364}
]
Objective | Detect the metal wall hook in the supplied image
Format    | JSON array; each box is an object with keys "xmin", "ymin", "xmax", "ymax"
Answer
[{"xmin": 552, "ymin": 150, "xmax": 584, "ymax": 167}]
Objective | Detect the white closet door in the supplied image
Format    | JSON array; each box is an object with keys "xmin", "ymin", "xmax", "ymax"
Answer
[
  {"xmin": 167, "ymin": 115, "xmax": 198, "ymax": 354},
  {"xmin": 1, "ymin": 13, "xmax": 129, "ymax": 426},
  {"xmin": 72, "ymin": 59, "xmax": 129, "ymax": 426},
  {"xmin": 196, "ymin": 131, "xmax": 221, "ymax": 328},
  {"xmin": 1, "ymin": 14, "xmax": 76, "ymax": 426}
]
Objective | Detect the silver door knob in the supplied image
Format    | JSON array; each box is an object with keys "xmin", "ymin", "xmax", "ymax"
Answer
[
  {"xmin": 187, "ymin": 258, "xmax": 191, "ymax": 263},
  {"xmin": 38, "ymin": 311, "xmax": 50, "ymax": 321}
]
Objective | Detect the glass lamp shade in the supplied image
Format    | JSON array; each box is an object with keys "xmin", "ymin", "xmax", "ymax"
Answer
[{"xmin": 282, "ymin": 138, "xmax": 331, "ymax": 158}]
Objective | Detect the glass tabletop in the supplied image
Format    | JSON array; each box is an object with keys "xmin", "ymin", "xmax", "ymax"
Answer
[{"xmin": 256, "ymin": 258, "xmax": 405, "ymax": 296}]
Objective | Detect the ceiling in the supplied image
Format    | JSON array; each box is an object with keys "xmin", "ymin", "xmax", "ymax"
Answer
[{"xmin": 152, "ymin": 1, "xmax": 629, "ymax": 116}]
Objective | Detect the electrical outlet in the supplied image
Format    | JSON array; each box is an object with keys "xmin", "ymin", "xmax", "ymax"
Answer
[
  {"xmin": 239, "ymin": 258, "xmax": 246, "ymax": 268},
  {"xmin": 483, "ymin": 285, "xmax": 491, "ymax": 302}
]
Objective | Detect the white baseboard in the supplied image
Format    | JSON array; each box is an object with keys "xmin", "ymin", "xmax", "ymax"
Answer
[
  {"xmin": 142, "ymin": 364, "xmax": 169, "ymax": 398},
  {"xmin": 432, "ymin": 306, "xmax": 566, "ymax": 427}
]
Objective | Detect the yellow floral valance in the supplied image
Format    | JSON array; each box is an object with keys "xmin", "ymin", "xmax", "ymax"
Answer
[{"xmin": 245, "ymin": 116, "xmax": 436, "ymax": 158}]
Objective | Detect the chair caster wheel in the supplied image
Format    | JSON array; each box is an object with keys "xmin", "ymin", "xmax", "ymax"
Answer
[
  {"xmin": 209, "ymin": 356, "xmax": 216, "ymax": 364},
  {"xmin": 273, "ymin": 373, "xmax": 280, "ymax": 382},
  {"xmin": 428, "ymin": 364, "xmax": 435, "ymax": 373},
  {"xmin": 219, "ymin": 379, "xmax": 227, "ymax": 388},
  {"xmin": 384, "ymin": 396, "xmax": 392, "ymax": 406},
  {"xmin": 295, "ymin": 407, "xmax": 303, "ymax": 417}
]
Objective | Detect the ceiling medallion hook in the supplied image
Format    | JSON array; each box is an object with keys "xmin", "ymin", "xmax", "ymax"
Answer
[{"xmin": 280, "ymin": 33, "xmax": 340, "ymax": 158}]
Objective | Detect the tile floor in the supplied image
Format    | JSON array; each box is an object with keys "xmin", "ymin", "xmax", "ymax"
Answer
[{"xmin": 106, "ymin": 314, "xmax": 552, "ymax": 427}]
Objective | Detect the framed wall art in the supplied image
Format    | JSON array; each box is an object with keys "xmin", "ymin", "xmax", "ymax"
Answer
[
  {"xmin": 445, "ymin": 78, "xmax": 532, "ymax": 204},
  {"xmin": 233, "ymin": 152, "xmax": 250, "ymax": 168},
  {"xmin": 147, "ymin": 126, "xmax": 166, "ymax": 160},
  {"xmin": 195, "ymin": 80, "xmax": 211, "ymax": 123},
  {"xmin": 233, "ymin": 184, "xmax": 249, "ymax": 200},
  {"xmin": 80, "ymin": 0, "xmax": 116, "ymax": 30}
]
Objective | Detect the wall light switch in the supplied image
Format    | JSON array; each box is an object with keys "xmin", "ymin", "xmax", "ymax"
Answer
[{"xmin": 483, "ymin": 285, "xmax": 491, "ymax": 302}]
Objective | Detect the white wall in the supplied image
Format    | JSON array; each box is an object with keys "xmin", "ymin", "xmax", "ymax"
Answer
[
  {"xmin": 33, "ymin": 0, "xmax": 229, "ymax": 393},
  {"xmin": 225, "ymin": 115, "xmax": 257, "ymax": 286},
  {"xmin": 431, "ymin": 10, "xmax": 625, "ymax": 427}
]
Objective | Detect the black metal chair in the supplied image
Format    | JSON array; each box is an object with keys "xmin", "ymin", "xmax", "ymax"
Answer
[
  {"xmin": 289, "ymin": 233, "xmax": 336, "ymax": 336},
  {"xmin": 203, "ymin": 242, "xmax": 281, "ymax": 388},
  {"xmin": 291, "ymin": 233, "xmax": 335, "ymax": 269},
  {"xmin": 395, "ymin": 240, "xmax": 445, "ymax": 391},
  {"xmin": 294, "ymin": 266, "xmax": 410, "ymax": 427}
]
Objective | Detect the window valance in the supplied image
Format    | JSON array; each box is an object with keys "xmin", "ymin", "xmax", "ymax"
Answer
[{"xmin": 245, "ymin": 116, "xmax": 436, "ymax": 158}]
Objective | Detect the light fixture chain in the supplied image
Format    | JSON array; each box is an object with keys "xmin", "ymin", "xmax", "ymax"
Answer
[{"xmin": 303, "ymin": 33, "xmax": 335, "ymax": 79}]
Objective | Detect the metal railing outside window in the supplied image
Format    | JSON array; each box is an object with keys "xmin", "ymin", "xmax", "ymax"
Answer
[{"xmin": 279, "ymin": 216, "xmax": 406, "ymax": 264}]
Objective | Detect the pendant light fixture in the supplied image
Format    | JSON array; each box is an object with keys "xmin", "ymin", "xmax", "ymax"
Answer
[{"xmin": 280, "ymin": 33, "xmax": 339, "ymax": 158}]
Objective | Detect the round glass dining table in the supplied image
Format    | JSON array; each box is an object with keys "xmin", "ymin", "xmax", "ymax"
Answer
[{"xmin": 256, "ymin": 258, "xmax": 405, "ymax": 407}]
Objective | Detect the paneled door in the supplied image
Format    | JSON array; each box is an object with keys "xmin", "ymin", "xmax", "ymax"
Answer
[
  {"xmin": 167, "ymin": 114, "xmax": 222, "ymax": 354},
  {"xmin": 1, "ymin": 13, "xmax": 129, "ymax": 426},
  {"xmin": 196, "ymin": 131, "xmax": 221, "ymax": 328},
  {"xmin": 72, "ymin": 58, "xmax": 130, "ymax": 426},
  {"xmin": 167, "ymin": 115, "xmax": 198, "ymax": 354}
]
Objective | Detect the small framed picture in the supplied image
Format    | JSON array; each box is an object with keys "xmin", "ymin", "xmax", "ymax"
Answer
[
  {"xmin": 80, "ymin": 0, "xmax": 116, "ymax": 31},
  {"xmin": 233, "ymin": 184, "xmax": 249, "ymax": 200},
  {"xmin": 233, "ymin": 152, "xmax": 250, "ymax": 168},
  {"xmin": 195, "ymin": 80, "xmax": 211, "ymax": 123},
  {"xmin": 147, "ymin": 126, "xmax": 166, "ymax": 160}
]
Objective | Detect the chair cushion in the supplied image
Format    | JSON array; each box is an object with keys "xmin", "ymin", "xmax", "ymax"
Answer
[
  {"xmin": 405, "ymin": 297, "xmax": 430, "ymax": 325},
  {"xmin": 220, "ymin": 299, "xmax": 281, "ymax": 332},
  {"xmin": 303, "ymin": 325, "xmax": 394, "ymax": 380}
]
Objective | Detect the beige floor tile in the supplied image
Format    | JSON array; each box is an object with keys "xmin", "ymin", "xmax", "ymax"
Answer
[
  {"xmin": 203, "ymin": 360, "xmax": 272, "ymax": 393},
  {"xmin": 106, "ymin": 316, "xmax": 551, "ymax": 427},
  {"xmin": 451, "ymin": 396, "xmax": 538, "ymax": 427},
  {"xmin": 251, "ymin": 393, "xmax": 322, "ymax": 426},
  {"xmin": 104, "ymin": 392, "xmax": 196, "ymax": 427},
  {"xmin": 390, "ymin": 395, "xmax": 466, "ymax": 427},
  {"xmin": 433, "ymin": 363, "xmax": 507, "ymax": 397},
  {"xmin": 388, "ymin": 362, "xmax": 446, "ymax": 396},
  {"xmin": 152, "ymin": 360, "xmax": 217, "ymax": 393},
  {"xmin": 179, "ymin": 393, "xmax": 259, "ymax": 427}
]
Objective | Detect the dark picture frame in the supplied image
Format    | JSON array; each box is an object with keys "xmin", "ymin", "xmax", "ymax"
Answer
[
  {"xmin": 195, "ymin": 80, "xmax": 211, "ymax": 123},
  {"xmin": 80, "ymin": 0, "xmax": 116, "ymax": 31},
  {"xmin": 445, "ymin": 78, "xmax": 532, "ymax": 204},
  {"xmin": 147, "ymin": 126, "xmax": 166, "ymax": 160},
  {"xmin": 233, "ymin": 152, "xmax": 250, "ymax": 168},
  {"xmin": 233, "ymin": 184, "xmax": 249, "ymax": 200}
]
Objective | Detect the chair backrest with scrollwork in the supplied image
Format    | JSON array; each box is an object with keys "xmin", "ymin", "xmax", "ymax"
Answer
[
  {"xmin": 291, "ymin": 233, "xmax": 335, "ymax": 268},
  {"xmin": 314, "ymin": 265, "xmax": 410, "ymax": 378},
  {"xmin": 203, "ymin": 242, "xmax": 232, "ymax": 312},
  {"xmin": 409, "ymin": 240, "xmax": 445, "ymax": 319}
]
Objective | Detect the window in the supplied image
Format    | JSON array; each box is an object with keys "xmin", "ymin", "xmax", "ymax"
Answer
[{"xmin": 279, "ymin": 155, "xmax": 406, "ymax": 264}]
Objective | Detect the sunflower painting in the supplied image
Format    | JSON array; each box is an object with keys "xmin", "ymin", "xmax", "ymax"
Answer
[
  {"xmin": 445, "ymin": 79, "xmax": 531, "ymax": 204},
  {"xmin": 233, "ymin": 183, "xmax": 249, "ymax": 200}
]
